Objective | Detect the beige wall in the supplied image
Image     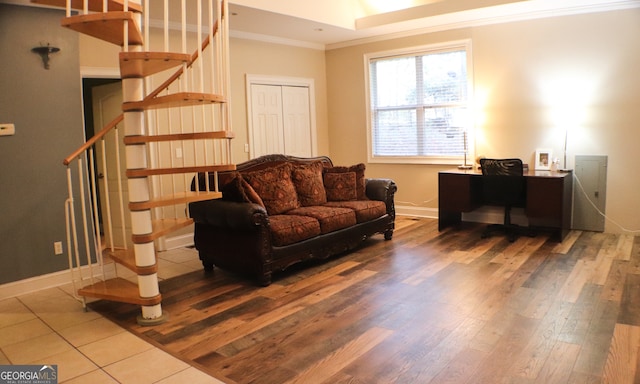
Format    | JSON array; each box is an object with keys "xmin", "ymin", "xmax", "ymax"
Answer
[
  {"xmin": 229, "ymin": 38, "xmax": 329, "ymax": 163},
  {"xmin": 79, "ymin": 34, "xmax": 120, "ymax": 68},
  {"xmin": 78, "ymin": 8, "xmax": 640, "ymax": 235},
  {"xmin": 79, "ymin": 34, "xmax": 329, "ymax": 165},
  {"xmin": 326, "ymin": 9, "xmax": 640, "ymax": 234}
]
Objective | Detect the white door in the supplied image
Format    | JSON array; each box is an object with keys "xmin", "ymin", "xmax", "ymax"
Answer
[
  {"xmin": 282, "ymin": 86, "xmax": 312, "ymax": 157},
  {"xmin": 250, "ymin": 84, "xmax": 285, "ymax": 157},
  {"xmin": 92, "ymin": 81, "xmax": 132, "ymax": 248},
  {"xmin": 249, "ymin": 82, "xmax": 314, "ymax": 158}
]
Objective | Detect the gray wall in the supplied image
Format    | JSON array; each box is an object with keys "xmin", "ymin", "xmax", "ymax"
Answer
[{"xmin": 0, "ymin": 4, "xmax": 86, "ymax": 284}]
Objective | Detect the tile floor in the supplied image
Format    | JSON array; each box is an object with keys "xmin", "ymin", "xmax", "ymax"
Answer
[{"xmin": 0, "ymin": 247, "xmax": 226, "ymax": 384}]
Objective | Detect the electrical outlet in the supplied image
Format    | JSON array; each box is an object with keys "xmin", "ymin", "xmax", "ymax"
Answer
[{"xmin": 54, "ymin": 241, "xmax": 63, "ymax": 255}]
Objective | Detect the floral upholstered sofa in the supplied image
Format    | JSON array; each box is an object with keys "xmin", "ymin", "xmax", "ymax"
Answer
[{"xmin": 188, "ymin": 154, "xmax": 397, "ymax": 285}]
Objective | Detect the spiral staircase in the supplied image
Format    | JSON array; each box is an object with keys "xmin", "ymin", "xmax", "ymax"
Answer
[{"xmin": 35, "ymin": 0, "xmax": 234, "ymax": 325}]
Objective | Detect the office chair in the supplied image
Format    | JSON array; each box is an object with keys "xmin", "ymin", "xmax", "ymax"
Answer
[{"xmin": 479, "ymin": 158, "xmax": 528, "ymax": 242}]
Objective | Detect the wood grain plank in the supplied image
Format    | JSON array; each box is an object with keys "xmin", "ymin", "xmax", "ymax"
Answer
[
  {"xmin": 86, "ymin": 218, "xmax": 640, "ymax": 384},
  {"xmin": 510, "ymin": 300, "xmax": 574, "ymax": 379},
  {"xmin": 285, "ymin": 327, "xmax": 394, "ymax": 384},
  {"xmin": 536, "ymin": 341, "xmax": 581, "ymax": 383},
  {"xmin": 617, "ymin": 273, "xmax": 640, "ymax": 326},
  {"xmin": 602, "ymin": 323, "xmax": 640, "ymax": 384}
]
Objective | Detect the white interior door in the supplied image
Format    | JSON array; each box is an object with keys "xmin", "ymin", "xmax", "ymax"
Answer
[
  {"xmin": 247, "ymin": 75, "xmax": 316, "ymax": 159},
  {"xmin": 92, "ymin": 81, "xmax": 132, "ymax": 248},
  {"xmin": 282, "ymin": 86, "xmax": 312, "ymax": 157},
  {"xmin": 250, "ymin": 84, "xmax": 285, "ymax": 158}
]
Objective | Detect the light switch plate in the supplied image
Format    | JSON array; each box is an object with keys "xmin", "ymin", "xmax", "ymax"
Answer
[{"xmin": 0, "ymin": 123, "xmax": 15, "ymax": 136}]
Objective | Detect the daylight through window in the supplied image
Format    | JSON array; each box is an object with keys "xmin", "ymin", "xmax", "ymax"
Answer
[{"xmin": 367, "ymin": 41, "xmax": 472, "ymax": 164}]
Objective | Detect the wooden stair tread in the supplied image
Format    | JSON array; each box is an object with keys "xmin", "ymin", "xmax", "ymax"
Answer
[
  {"xmin": 123, "ymin": 131, "xmax": 235, "ymax": 144},
  {"xmin": 120, "ymin": 51, "xmax": 192, "ymax": 78},
  {"xmin": 30, "ymin": 0, "xmax": 142, "ymax": 12},
  {"xmin": 62, "ymin": 11, "xmax": 142, "ymax": 46},
  {"xmin": 78, "ymin": 278, "xmax": 161, "ymax": 306},
  {"xmin": 129, "ymin": 191, "xmax": 222, "ymax": 211},
  {"xmin": 106, "ymin": 248, "xmax": 157, "ymax": 275},
  {"xmin": 123, "ymin": 92, "xmax": 226, "ymax": 111},
  {"xmin": 132, "ymin": 218, "xmax": 194, "ymax": 244},
  {"xmin": 126, "ymin": 163, "xmax": 236, "ymax": 178}
]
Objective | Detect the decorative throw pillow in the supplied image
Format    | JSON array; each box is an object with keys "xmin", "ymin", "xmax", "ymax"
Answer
[
  {"xmin": 323, "ymin": 171, "xmax": 357, "ymax": 201},
  {"xmin": 221, "ymin": 175, "xmax": 265, "ymax": 207},
  {"xmin": 241, "ymin": 178, "xmax": 265, "ymax": 207},
  {"xmin": 221, "ymin": 175, "xmax": 249, "ymax": 202},
  {"xmin": 243, "ymin": 162, "xmax": 300, "ymax": 215},
  {"xmin": 324, "ymin": 163, "xmax": 367, "ymax": 200},
  {"xmin": 292, "ymin": 161, "xmax": 327, "ymax": 206}
]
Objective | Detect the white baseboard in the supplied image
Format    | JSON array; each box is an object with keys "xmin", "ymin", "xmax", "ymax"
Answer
[
  {"xmin": 163, "ymin": 233, "xmax": 194, "ymax": 251},
  {"xmin": 395, "ymin": 205, "xmax": 438, "ymax": 218},
  {"xmin": 396, "ymin": 205, "xmax": 528, "ymax": 226},
  {"xmin": 2, "ymin": 235, "xmax": 193, "ymax": 300},
  {"xmin": 0, "ymin": 267, "xmax": 91, "ymax": 301}
]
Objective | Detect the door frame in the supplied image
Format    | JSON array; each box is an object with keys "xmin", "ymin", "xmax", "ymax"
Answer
[
  {"xmin": 80, "ymin": 68, "xmax": 121, "ymax": 237},
  {"xmin": 245, "ymin": 74, "xmax": 317, "ymax": 158}
]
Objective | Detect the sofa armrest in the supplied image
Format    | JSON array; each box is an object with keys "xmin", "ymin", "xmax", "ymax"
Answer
[
  {"xmin": 189, "ymin": 199, "xmax": 268, "ymax": 230},
  {"xmin": 365, "ymin": 178, "xmax": 397, "ymax": 217},
  {"xmin": 365, "ymin": 178, "xmax": 397, "ymax": 202}
]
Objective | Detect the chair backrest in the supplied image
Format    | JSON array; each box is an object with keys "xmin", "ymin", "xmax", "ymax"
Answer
[{"xmin": 480, "ymin": 158, "xmax": 526, "ymax": 206}]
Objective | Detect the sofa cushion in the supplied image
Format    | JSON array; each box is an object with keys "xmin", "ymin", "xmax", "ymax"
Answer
[
  {"xmin": 286, "ymin": 206, "xmax": 356, "ymax": 234},
  {"xmin": 221, "ymin": 175, "xmax": 265, "ymax": 207},
  {"xmin": 243, "ymin": 162, "xmax": 300, "ymax": 215},
  {"xmin": 323, "ymin": 172, "xmax": 357, "ymax": 201},
  {"xmin": 324, "ymin": 200, "xmax": 387, "ymax": 223},
  {"xmin": 292, "ymin": 161, "xmax": 327, "ymax": 206},
  {"xmin": 324, "ymin": 163, "xmax": 367, "ymax": 200},
  {"xmin": 269, "ymin": 214, "xmax": 321, "ymax": 247}
]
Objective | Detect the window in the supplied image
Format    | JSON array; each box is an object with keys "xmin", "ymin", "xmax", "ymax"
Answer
[{"xmin": 366, "ymin": 41, "xmax": 472, "ymax": 164}]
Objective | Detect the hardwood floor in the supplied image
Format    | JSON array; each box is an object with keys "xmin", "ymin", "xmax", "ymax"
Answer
[{"xmin": 91, "ymin": 217, "xmax": 640, "ymax": 384}]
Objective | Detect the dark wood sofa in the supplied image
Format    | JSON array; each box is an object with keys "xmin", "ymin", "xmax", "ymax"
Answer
[{"xmin": 188, "ymin": 154, "xmax": 397, "ymax": 285}]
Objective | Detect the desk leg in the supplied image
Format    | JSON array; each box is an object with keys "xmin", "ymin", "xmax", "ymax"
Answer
[{"xmin": 439, "ymin": 210, "xmax": 462, "ymax": 231}]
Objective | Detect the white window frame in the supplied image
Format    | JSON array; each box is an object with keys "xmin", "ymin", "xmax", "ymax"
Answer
[{"xmin": 364, "ymin": 39, "xmax": 474, "ymax": 165}]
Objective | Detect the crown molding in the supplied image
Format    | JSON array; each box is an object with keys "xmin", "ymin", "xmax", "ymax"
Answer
[
  {"xmin": 230, "ymin": 30, "xmax": 326, "ymax": 50},
  {"xmin": 326, "ymin": 0, "xmax": 640, "ymax": 50}
]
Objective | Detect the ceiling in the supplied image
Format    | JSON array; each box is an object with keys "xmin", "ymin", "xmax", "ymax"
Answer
[
  {"xmin": 225, "ymin": 0, "xmax": 639, "ymax": 49},
  {"xmin": 5, "ymin": 0, "xmax": 639, "ymax": 50}
]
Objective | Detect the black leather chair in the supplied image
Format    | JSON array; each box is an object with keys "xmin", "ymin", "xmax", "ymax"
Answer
[{"xmin": 479, "ymin": 158, "xmax": 528, "ymax": 242}]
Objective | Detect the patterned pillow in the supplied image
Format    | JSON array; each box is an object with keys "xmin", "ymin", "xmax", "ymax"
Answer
[
  {"xmin": 241, "ymin": 178, "xmax": 265, "ymax": 207},
  {"xmin": 324, "ymin": 163, "xmax": 367, "ymax": 200},
  {"xmin": 292, "ymin": 161, "xmax": 327, "ymax": 206},
  {"xmin": 221, "ymin": 175, "xmax": 249, "ymax": 202},
  {"xmin": 323, "ymin": 171, "xmax": 357, "ymax": 201},
  {"xmin": 243, "ymin": 163, "xmax": 300, "ymax": 215},
  {"xmin": 221, "ymin": 175, "xmax": 265, "ymax": 207}
]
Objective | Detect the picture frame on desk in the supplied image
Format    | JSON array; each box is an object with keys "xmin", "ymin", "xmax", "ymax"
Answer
[{"xmin": 535, "ymin": 149, "xmax": 552, "ymax": 170}]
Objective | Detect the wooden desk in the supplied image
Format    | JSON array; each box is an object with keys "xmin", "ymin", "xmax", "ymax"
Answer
[{"xmin": 438, "ymin": 168, "xmax": 573, "ymax": 241}]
